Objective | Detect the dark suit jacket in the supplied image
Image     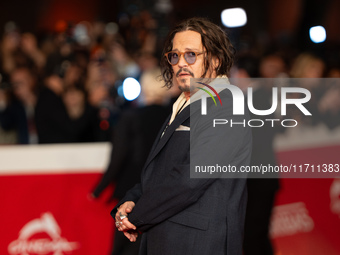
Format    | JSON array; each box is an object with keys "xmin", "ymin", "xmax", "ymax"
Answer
[
  {"xmin": 93, "ymin": 105, "xmax": 170, "ymax": 200},
  {"xmin": 112, "ymin": 89, "xmax": 252, "ymax": 255}
]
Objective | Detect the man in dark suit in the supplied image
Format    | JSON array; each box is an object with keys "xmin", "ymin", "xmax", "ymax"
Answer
[{"xmin": 111, "ymin": 17, "xmax": 252, "ymax": 255}]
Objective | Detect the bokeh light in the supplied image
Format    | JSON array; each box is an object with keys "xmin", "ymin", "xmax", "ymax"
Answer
[
  {"xmin": 122, "ymin": 77, "xmax": 141, "ymax": 101},
  {"xmin": 221, "ymin": 8, "xmax": 247, "ymax": 28},
  {"xmin": 309, "ymin": 26, "xmax": 326, "ymax": 43}
]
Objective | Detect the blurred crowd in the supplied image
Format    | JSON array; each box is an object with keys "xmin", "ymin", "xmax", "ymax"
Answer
[
  {"xmin": 231, "ymin": 51, "xmax": 340, "ymax": 129},
  {"xmin": 0, "ymin": 13, "xmax": 175, "ymax": 144},
  {"xmin": 0, "ymin": 14, "xmax": 340, "ymax": 145}
]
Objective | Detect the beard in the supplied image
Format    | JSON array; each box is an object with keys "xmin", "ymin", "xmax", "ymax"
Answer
[
  {"xmin": 178, "ymin": 79, "xmax": 191, "ymax": 92},
  {"xmin": 176, "ymin": 68, "xmax": 195, "ymax": 92}
]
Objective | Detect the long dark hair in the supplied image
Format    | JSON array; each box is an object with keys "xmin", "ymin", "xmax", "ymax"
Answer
[{"xmin": 160, "ymin": 17, "xmax": 235, "ymax": 88}]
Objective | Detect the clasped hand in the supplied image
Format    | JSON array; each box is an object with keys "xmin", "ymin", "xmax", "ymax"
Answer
[{"xmin": 115, "ymin": 201, "xmax": 138, "ymax": 242}]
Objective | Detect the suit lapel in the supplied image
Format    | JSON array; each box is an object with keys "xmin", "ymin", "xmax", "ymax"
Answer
[
  {"xmin": 142, "ymin": 114, "xmax": 171, "ymax": 168},
  {"xmin": 142, "ymin": 106, "xmax": 190, "ymax": 171}
]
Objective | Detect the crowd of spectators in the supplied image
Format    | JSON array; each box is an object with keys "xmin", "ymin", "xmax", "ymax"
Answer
[
  {"xmin": 232, "ymin": 51, "xmax": 340, "ymax": 129},
  {"xmin": 0, "ymin": 14, "xmax": 169, "ymax": 144},
  {"xmin": 0, "ymin": 14, "xmax": 340, "ymax": 145}
]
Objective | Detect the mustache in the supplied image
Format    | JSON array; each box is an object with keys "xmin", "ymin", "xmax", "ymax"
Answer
[{"xmin": 176, "ymin": 68, "xmax": 194, "ymax": 77}]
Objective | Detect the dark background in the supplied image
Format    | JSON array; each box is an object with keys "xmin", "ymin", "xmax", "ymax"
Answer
[{"xmin": 1, "ymin": 0, "xmax": 339, "ymax": 47}]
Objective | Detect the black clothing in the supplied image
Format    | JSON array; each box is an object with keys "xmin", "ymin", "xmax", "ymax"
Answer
[{"xmin": 35, "ymin": 87, "xmax": 102, "ymax": 143}]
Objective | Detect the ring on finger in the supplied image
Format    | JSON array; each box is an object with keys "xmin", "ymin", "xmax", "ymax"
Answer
[{"xmin": 119, "ymin": 215, "xmax": 127, "ymax": 220}]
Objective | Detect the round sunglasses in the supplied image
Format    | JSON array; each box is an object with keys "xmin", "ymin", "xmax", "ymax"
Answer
[{"xmin": 164, "ymin": 50, "xmax": 205, "ymax": 66}]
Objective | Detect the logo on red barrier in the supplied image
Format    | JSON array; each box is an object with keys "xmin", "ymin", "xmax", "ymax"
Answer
[
  {"xmin": 270, "ymin": 202, "xmax": 314, "ymax": 238},
  {"xmin": 330, "ymin": 179, "xmax": 340, "ymax": 218},
  {"xmin": 8, "ymin": 212, "xmax": 79, "ymax": 255}
]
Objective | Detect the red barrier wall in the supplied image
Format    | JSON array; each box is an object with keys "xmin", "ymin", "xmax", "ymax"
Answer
[{"xmin": 0, "ymin": 140, "xmax": 339, "ymax": 255}]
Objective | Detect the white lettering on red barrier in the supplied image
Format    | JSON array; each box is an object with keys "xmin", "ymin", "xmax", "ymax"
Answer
[
  {"xmin": 8, "ymin": 212, "xmax": 79, "ymax": 255},
  {"xmin": 330, "ymin": 179, "xmax": 340, "ymax": 218},
  {"xmin": 269, "ymin": 202, "xmax": 314, "ymax": 238}
]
